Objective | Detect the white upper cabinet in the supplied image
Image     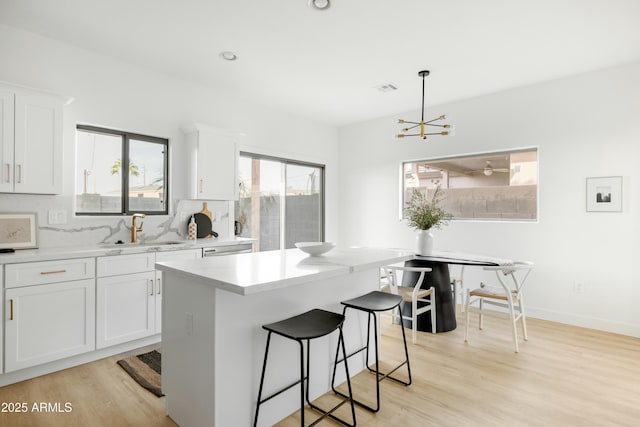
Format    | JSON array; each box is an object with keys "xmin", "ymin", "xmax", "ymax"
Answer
[
  {"xmin": 0, "ymin": 87, "xmax": 14, "ymax": 193},
  {"xmin": 0, "ymin": 82, "xmax": 65, "ymax": 194},
  {"xmin": 186, "ymin": 123, "xmax": 239, "ymax": 200}
]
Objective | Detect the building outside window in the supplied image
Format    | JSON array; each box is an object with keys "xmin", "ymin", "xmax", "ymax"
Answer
[
  {"xmin": 235, "ymin": 152, "xmax": 324, "ymax": 251},
  {"xmin": 402, "ymin": 148, "xmax": 538, "ymax": 221},
  {"xmin": 75, "ymin": 125, "xmax": 168, "ymax": 215}
]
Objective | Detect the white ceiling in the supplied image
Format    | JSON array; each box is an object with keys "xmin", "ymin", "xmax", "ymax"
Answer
[{"xmin": 1, "ymin": 0, "xmax": 639, "ymax": 127}]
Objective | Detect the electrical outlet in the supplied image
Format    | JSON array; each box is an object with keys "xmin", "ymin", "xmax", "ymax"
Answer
[
  {"xmin": 47, "ymin": 210, "xmax": 67, "ymax": 225},
  {"xmin": 185, "ymin": 312, "xmax": 194, "ymax": 336},
  {"xmin": 573, "ymin": 282, "xmax": 585, "ymax": 293}
]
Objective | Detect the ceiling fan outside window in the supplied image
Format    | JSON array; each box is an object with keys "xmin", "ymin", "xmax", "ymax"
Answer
[{"xmin": 480, "ymin": 160, "xmax": 510, "ymax": 176}]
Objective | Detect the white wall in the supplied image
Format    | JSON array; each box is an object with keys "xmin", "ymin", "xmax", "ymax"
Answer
[
  {"xmin": 2, "ymin": 24, "xmax": 638, "ymax": 337},
  {"xmin": 337, "ymin": 62, "xmax": 640, "ymax": 337},
  {"xmin": 0, "ymin": 24, "xmax": 340, "ymax": 246}
]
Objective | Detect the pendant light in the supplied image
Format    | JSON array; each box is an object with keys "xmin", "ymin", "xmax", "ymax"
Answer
[{"xmin": 395, "ymin": 70, "xmax": 453, "ymax": 140}]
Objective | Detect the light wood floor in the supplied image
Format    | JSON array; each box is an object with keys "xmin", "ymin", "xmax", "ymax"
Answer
[
  {"xmin": 1, "ymin": 310, "xmax": 639, "ymax": 427},
  {"xmin": 0, "ymin": 345, "xmax": 175, "ymax": 427}
]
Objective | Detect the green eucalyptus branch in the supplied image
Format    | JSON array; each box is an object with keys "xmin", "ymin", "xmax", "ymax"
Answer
[{"xmin": 405, "ymin": 186, "xmax": 453, "ymax": 231}]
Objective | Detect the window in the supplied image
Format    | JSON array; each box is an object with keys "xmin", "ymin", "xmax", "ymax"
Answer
[
  {"xmin": 235, "ymin": 153, "xmax": 324, "ymax": 251},
  {"xmin": 402, "ymin": 148, "xmax": 538, "ymax": 221},
  {"xmin": 75, "ymin": 125, "xmax": 168, "ymax": 215}
]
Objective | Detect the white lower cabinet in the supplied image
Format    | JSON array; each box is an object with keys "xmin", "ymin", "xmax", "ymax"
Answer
[
  {"xmin": 96, "ymin": 249, "xmax": 201, "ymax": 348},
  {"xmin": 0, "ymin": 268, "xmax": 3, "ymax": 374},
  {"xmin": 0, "ymin": 249, "xmax": 203, "ymax": 376},
  {"xmin": 4, "ymin": 279, "xmax": 95, "ymax": 372},
  {"xmin": 96, "ymin": 271, "xmax": 156, "ymax": 349}
]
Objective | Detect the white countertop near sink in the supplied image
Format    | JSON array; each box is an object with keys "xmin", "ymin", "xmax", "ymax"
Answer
[
  {"xmin": 155, "ymin": 246, "xmax": 415, "ymax": 295},
  {"xmin": 0, "ymin": 237, "xmax": 255, "ymax": 264}
]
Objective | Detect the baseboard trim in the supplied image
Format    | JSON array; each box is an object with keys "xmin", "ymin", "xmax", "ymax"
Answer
[
  {"xmin": 525, "ymin": 307, "xmax": 639, "ymax": 338},
  {"xmin": 0, "ymin": 335, "xmax": 161, "ymax": 387},
  {"xmin": 459, "ymin": 303, "xmax": 640, "ymax": 338}
]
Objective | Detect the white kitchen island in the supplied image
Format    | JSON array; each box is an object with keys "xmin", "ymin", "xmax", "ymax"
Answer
[{"xmin": 155, "ymin": 247, "xmax": 413, "ymax": 427}]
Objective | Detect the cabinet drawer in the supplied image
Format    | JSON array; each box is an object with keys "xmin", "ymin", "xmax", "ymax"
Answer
[
  {"xmin": 97, "ymin": 253, "xmax": 156, "ymax": 277},
  {"xmin": 5, "ymin": 258, "xmax": 95, "ymax": 288},
  {"xmin": 155, "ymin": 249, "xmax": 201, "ymax": 263}
]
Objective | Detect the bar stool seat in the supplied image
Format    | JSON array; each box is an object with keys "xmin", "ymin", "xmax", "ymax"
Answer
[
  {"xmin": 263, "ymin": 309, "xmax": 345, "ymax": 339},
  {"xmin": 254, "ymin": 308, "xmax": 356, "ymax": 427},
  {"xmin": 332, "ymin": 290, "xmax": 411, "ymax": 413},
  {"xmin": 342, "ymin": 290, "xmax": 405, "ymax": 312}
]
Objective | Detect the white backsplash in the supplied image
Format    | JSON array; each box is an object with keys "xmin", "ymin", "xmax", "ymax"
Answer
[{"xmin": 0, "ymin": 195, "xmax": 230, "ymax": 249}]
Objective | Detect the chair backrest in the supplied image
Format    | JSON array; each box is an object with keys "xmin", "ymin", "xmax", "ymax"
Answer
[
  {"xmin": 483, "ymin": 261, "xmax": 533, "ymax": 297},
  {"xmin": 384, "ymin": 265, "xmax": 432, "ymax": 291},
  {"xmin": 449, "ymin": 264, "xmax": 465, "ymax": 285}
]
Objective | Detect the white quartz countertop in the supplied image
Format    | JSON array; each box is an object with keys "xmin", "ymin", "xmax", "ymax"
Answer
[
  {"xmin": 0, "ymin": 237, "xmax": 255, "ymax": 264},
  {"xmin": 155, "ymin": 247, "xmax": 414, "ymax": 295}
]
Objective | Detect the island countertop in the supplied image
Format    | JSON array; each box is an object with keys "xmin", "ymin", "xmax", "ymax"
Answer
[
  {"xmin": 155, "ymin": 247, "xmax": 414, "ymax": 295},
  {"xmin": 159, "ymin": 246, "xmax": 416, "ymax": 426}
]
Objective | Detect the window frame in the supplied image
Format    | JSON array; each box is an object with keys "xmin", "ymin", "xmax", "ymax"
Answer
[
  {"xmin": 400, "ymin": 147, "xmax": 539, "ymax": 222},
  {"xmin": 75, "ymin": 124, "xmax": 169, "ymax": 216},
  {"xmin": 237, "ymin": 151, "xmax": 326, "ymax": 248}
]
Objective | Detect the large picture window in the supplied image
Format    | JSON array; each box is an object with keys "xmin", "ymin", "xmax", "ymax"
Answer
[
  {"xmin": 75, "ymin": 125, "xmax": 168, "ymax": 215},
  {"xmin": 402, "ymin": 148, "xmax": 538, "ymax": 221},
  {"xmin": 235, "ymin": 152, "xmax": 324, "ymax": 251}
]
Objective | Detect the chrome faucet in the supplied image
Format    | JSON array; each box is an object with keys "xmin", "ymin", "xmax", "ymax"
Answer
[{"xmin": 131, "ymin": 213, "xmax": 145, "ymax": 243}]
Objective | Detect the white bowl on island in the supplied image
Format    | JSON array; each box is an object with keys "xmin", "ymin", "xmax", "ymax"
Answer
[{"xmin": 295, "ymin": 242, "xmax": 336, "ymax": 256}]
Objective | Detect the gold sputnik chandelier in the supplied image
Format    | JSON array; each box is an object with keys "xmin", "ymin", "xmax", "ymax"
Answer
[{"xmin": 396, "ymin": 70, "xmax": 453, "ymax": 140}]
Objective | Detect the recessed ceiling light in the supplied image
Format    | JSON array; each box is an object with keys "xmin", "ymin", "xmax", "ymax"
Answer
[
  {"xmin": 309, "ymin": 0, "xmax": 330, "ymax": 11},
  {"xmin": 375, "ymin": 83, "xmax": 398, "ymax": 92},
  {"xmin": 219, "ymin": 51, "xmax": 238, "ymax": 61}
]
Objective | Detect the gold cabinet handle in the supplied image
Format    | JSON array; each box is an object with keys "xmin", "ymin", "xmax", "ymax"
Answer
[
  {"xmin": 10, "ymin": 299, "xmax": 14, "ymax": 321},
  {"xmin": 156, "ymin": 278, "xmax": 161, "ymax": 295},
  {"xmin": 150, "ymin": 279, "xmax": 154, "ymax": 296},
  {"xmin": 16, "ymin": 164, "xmax": 22, "ymax": 183},
  {"xmin": 199, "ymin": 178, "xmax": 204, "ymax": 194},
  {"xmin": 40, "ymin": 269, "xmax": 67, "ymax": 275}
]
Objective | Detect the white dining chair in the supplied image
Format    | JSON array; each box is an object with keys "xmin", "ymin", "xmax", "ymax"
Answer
[
  {"xmin": 449, "ymin": 264, "xmax": 465, "ymax": 312},
  {"xmin": 381, "ymin": 265, "xmax": 436, "ymax": 344},
  {"xmin": 464, "ymin": 261, "xmax": 533, "ymax": 353}
]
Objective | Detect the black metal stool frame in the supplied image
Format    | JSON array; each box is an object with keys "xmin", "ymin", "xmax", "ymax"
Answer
[
  {"xmin": 331, "ymin": 296, "xmax": 412, "ymax": 413},
  {"xmin": 253, "ymin": 314, "xmax": 356, "ymax": 427}
]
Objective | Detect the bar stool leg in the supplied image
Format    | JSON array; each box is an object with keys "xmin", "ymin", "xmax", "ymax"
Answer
[
  {"xmin": 253, "ymin": 332, "xmax": 272, "ymax": 427},
  {"xmin": 397, "ymin": 305, "xmax": 412, "ymax": 385},
  {"xmin": 299, "ymin": 340, "xmax": 305, "ymax": 426},
  {"xmin": 371, "ymin": 304, "xmax": 412, "ymax": 388},
  {"xmin": 254, "ymin": 309, "xmax": 355, "ymax": 427},
  {"xmin": 338, "ymin": 327, "xmax": 357, "ymax": 425},
  {"xmin": 333, "ymin": 305, "xmax": 412, "ymax": 414},
  {"xmin": 372, "ymin": 312, "xmax": 381, "ymax": 411},
  {"xmin": 310, "ymin": 328, "xmax": 356, "ymax": 426}
]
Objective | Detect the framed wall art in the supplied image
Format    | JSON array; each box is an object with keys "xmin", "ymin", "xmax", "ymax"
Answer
[
  {"xmin": 586, "ymin": 176, "xmax": 622, "ymax": 212},
  {"xmin": 0, "ymin": 213, "xmax": 38, "ymax": 249}
]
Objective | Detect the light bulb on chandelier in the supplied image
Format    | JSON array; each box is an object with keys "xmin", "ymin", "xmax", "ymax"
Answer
[{"xmin": 394, "ymin": 70, "xmax": 453, "ymax": 141}]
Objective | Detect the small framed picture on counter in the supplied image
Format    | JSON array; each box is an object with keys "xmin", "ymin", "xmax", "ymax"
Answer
[
  {"xmin": 0, "ymin": 213, "xmax": 38, "ymax": 249},
  {"xmin": 586, "ymin": 176, "xmax": 622, "ymax": 212}
]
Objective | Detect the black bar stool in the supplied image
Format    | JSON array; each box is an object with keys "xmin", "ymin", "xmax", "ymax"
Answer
[
  {"xmin": 332, "ymin": 290, "xmax": 411, "ymax": 412},
  {"xmin": 253, "ymin": 308, "xmax": 356, "ymax": 427}
]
